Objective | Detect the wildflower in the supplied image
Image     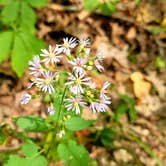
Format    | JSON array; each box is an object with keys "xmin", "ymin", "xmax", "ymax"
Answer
[
  {"xmin": 57, "ymin": 130, "xmax": 65, "ymax": 138},
  {"xmin": 100, "ymin": 81, "xmax": 111, "ymax": 105},
  {"xmin": 79, "ymin": 38, "xmax": 90, "ymax": 47},
  {"xmin": 68, "ymin": 57, "xmax": 87, "ymax": 76},
  {"xmin": 40, "ymin": 45, "xmax": 62, "ymax": 65},
  {"xmin": 29, "ymin": 55, "xmax": 42, "ymax": 77},
  {"xmin": 90, "ymin": 102, "xmax": 108, "ymax": 113},
  {"xmin": 36, "ymin": 71, "xmax": 56, "ymax": 94},
  {"xmin": 57, "ymin": 37, "xmax": 77, "ymax": 54},
  {"xmin": 47, "ymin": 106, "xmax": 55, "ymax": 115},
  {"xmin": 66, "ymin": 72, "xmax": 91, "ymax": 94},
  {"xmin": 20, "ymin": 93, "xmax": 31, "ymax": 105},
  {"xmin": 96, "ymin": 51, "xmax": 104, "ymax": 62},
  {"xmin": 94, "ymin": 60, "xmax": 104, "ymax": 72},
  {"xmin": 65, "ymin": 96, "xmax": 87, "ymax": 114}
]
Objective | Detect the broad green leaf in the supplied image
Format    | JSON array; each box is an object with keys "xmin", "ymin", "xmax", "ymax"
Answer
[
  {"xmin": 28, "ymin": 156, "xmax": 47, "ymax": 166},
  {"xmin": 4, "ymin": 155, "xmax": 27, "ymax": 166},
  {"xmin": 11, "ymin": 31, "xmax": 45, "ymax": 77},
  {"xmin": 57, "ymin": 143, "xmax": 70, "ymax": 165},
  {"xmin": 65, "ymin": 117, "xmax": 93, "ymax": 131},
  {"xmin": 11, "ymin": 32, "xmax": 31, "ymax": 77},
  {"xmin": 83, "ymin": 0, "xmax": 100, "ymax": 10},
  {"xmin": 57, "ymin": 140, "xmax": 89, "ymax": 166},
  {"xmin": 115, "ymin": 103, "xmax": 128, "ymax": 122},
  {"xmin": 0, "ymin": 0, "xmax": 12, "ymax": 5},
  {"xmin": 0, "ymin": 31, "xmax": 13, "ymax": 63},
  {"xmin": 20, "ymin": 2, "xmax": 36, "ymax": 34},
  {"xmin": 14, "ymin": 115, "xmax": 52, "ymax": 132},
  {"xmin": 25, "ymin": 0, "xmax": 48, "ymax": 7},
  {"xmin": 22, "ymin": 142, "xmax": 39, "ymax": 157},
  {"xmin": 68, "ymin": 140, "xmax": 89, "ymax": 166},
  {"xmin": 1, "ymin": 1, "xmax": 19, "ymax": 25}
]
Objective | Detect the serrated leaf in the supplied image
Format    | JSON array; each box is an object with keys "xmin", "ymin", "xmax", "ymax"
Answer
[
  {"xmin": 65, "ymin": 117, "xmax": 93, "ymax": 131},
  {"xmin": 83, "ymin": 0, "xmax": 100, "ymax": 10},
  {"xmin": 22, "ymin": 142, "xmax": 39, "ymax": 157},
  {"xmin": 25, "ymin": 0, "xmax": 48, "ymax": 7},
  {"xmin": 0, "ymin": 31, "xmax": 13, "ymax": 63},
  {"xmin": 1, "ymin": 1, "xmax": 19, "ymax": 25},
  {"xmin": 20, "ymin": 2, "xmax": 36, "ymax": 33},
  {"xmin": 14, "ymin": 115, "xmax": 52, "ymax": 132}
]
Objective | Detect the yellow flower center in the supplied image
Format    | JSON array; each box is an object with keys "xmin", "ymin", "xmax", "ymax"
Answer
[
  {"xmin": 44, "ymin": 78, "xmax": 51, "ymax": 84},
  {"xmin": 49, "ymin": 52, "xmax": 54, "ymax": 58},
  {"xmin": 63, "ymin": 42, "xmax": 69, "ymax": 48},
  {"xmin": 75, "ymin": 78, "xmax": 82, "ymax": 85},
  {"xmin": 73, "ymin": 101, "xmax": 79, "ymax": 107}
]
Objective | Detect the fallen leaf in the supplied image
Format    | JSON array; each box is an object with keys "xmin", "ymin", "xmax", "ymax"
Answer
[{"xmin": 130, "ymin": 72, "xmax": 151, "ymax": 99}]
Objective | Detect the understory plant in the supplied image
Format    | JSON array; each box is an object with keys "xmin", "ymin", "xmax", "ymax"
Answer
[{"xmin": 3, "ymin": 37, "xmax": 111, "ymax": 166}]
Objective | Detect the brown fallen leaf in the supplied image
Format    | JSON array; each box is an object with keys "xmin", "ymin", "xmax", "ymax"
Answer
[{"xmin": 130, "ymin": 72, "xmax": 151, "ymax": 99}]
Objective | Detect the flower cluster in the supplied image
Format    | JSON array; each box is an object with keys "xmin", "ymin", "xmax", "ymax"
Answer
[{"xmin": 20, "ymin": 37, "xmax": 111, "ymax": 115}]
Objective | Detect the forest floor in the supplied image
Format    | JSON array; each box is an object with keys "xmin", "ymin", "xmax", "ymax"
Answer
[{"xmin": 0, "ymin": 0, "xmax": 166, "ymax": 166}]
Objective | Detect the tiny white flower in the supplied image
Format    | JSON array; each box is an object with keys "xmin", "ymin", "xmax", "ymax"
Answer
[
  {"xmin": 94, "ymin": 60, "xmax": 104, "ymax": 72},
  {"xmin": 90, "ymin": 102, "xmax": 108, "ymax": 113},
  {"xmin": 36, "ymin": 71, "xmax": 56, "ymax": 94},
  {"xmin": 79, "ymin": 38, "xmax": 90, "ymax": 47},
  {"xmin": 65, "ymin": 96, "xmax": 87, "ymax": 114},
  {"xmin": 29, "ymin": 55, "xmax": 42, "ymax": 77},
  {"xmin": 57, "ymin": 37, "xmax": 77, "ymax": 54},
  {"xmin": 57, "ymin": 130, "xmax": 65, "ymax": 138},
  {"xmin": 20, "ymin": 93, "xmax": 31, "ymax": 105},
  {"xmin": 41, "ymin": 45, "xmax": 62, "ymax": 65},
  {"xmin": 47, "ymin": 106, "xmax": 55, "ymax": 115},
  {"xmin": 68, "ymin": 57, "xmax": 87, "ymax": 76},
  {"xmin": 65, "ymin": 72, "xmax": 91, "ymax": 94}
]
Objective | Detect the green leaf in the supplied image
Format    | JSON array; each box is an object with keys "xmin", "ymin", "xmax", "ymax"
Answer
[
  {"xmin": 115, "ymin": 103, "xmax": 128, "ymax": 122},
  {"xmin": 4, "ymin": 155, "xmax": 27, "ymax": 166},
  {"xmin": 155, "ymin": 56, "xmax": 165, "ymax": 69},
  {"xmin": 57, "ymin": 143, "xmax": 70, "ymax": 165},
  {"xmin": 25, "ymin": 0, "xmax": 48, "ymax": 7},
  {"xmin": 83, "ymin": 0, "xmax": 100, "ymax": 10},
  {"xmin": 120, "ymin": 94, "xmax": 135, "ymax": 105},
  {"xmin": 99, "ymin": 1, "xmax": 118, "ymax": 16},
  {"xmin": 11, "ymin": 31, "xmax": 45, "ymax": 77},
  {"xmin": 1, "ymin": 1, "xmax": 19, "ymax": 25},
  {"xmin": 0, "ymin": 126, "xmax": 7, "ymax": 144},
  {"xmin": 65, "ymin": 117, "xmax": 93, "ymax": 131},
  {"xmin": 20, "ymin": 2, "xmax": 36, "ymax": 34},
  {"xmin": 57, "ymin": 140, "xmax": 89, "ymax": 166},
  {"xmin": 14, "ymin": 115, "xmax": 52, "ymax": 132},
  {"xmin": 0, "ymin": 0, "xmax": 12, "ymax": 5},
  {"xmin": 29, "ymin": 156, "xmax": 47, "ymax": 166},
  {"xmin": 129, "ymin": 105, "xmax": 136, "ymax": 122},
  {"xmin": 0, "ymin": 31, "xmax": 13, "ymax": 63},
  {"xmin": 22, "ymin": 142, "xmax": 39, "ymax": 157},
  {"xmin": 149, "ymin": 26, "xmax": 166, "ymax": 35},
  {"xmin": 101, "ymin": 128, "xmax": 116, "ymax": 147}
]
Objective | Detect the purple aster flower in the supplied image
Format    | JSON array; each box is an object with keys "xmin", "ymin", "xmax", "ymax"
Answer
[
  {"xmin": 100, "ymin": 81, "xmax": 111, "ymax": 105},
  {"xmin": 36, "ymin": 71, "xmax": 56, "ymax": 94},
  {"xmin": 40, "ymin": 45, "xmax": 62, "ymax": 65},
  {"xmin": 68, "ymin": 57, "xmax": 87, "ymax": 76},
  {"xmin": 65, "ymin": 96, "xmax": 87, "ymax": 114},
  {"xmin": 94, "ymin": 60, "xmax": 104, "ymax": 72},
  {"xmin": 29, "ymin": 55, "xmax": 42, "ymax": 77},
  {"xmin": 90, "ymin": 102, "xmax": 108, "ymax": 113},
  {"xmin": 57, "ymin": 37, "xmax": 77, "ymax": 54},
  {"xmin": 79, "ymin": 38, "xmax": 90, "ymax": 47},
  {"xmin": 20, "ymin": 93, "xmax": 31, "ymax": 105},
  {"xmin": 65, "ymin": 72, "xmax": 91, "ymax": 94},
  {"xmin": 47, "ymin": 106, "xmax": 55, "ymax": 115}
]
